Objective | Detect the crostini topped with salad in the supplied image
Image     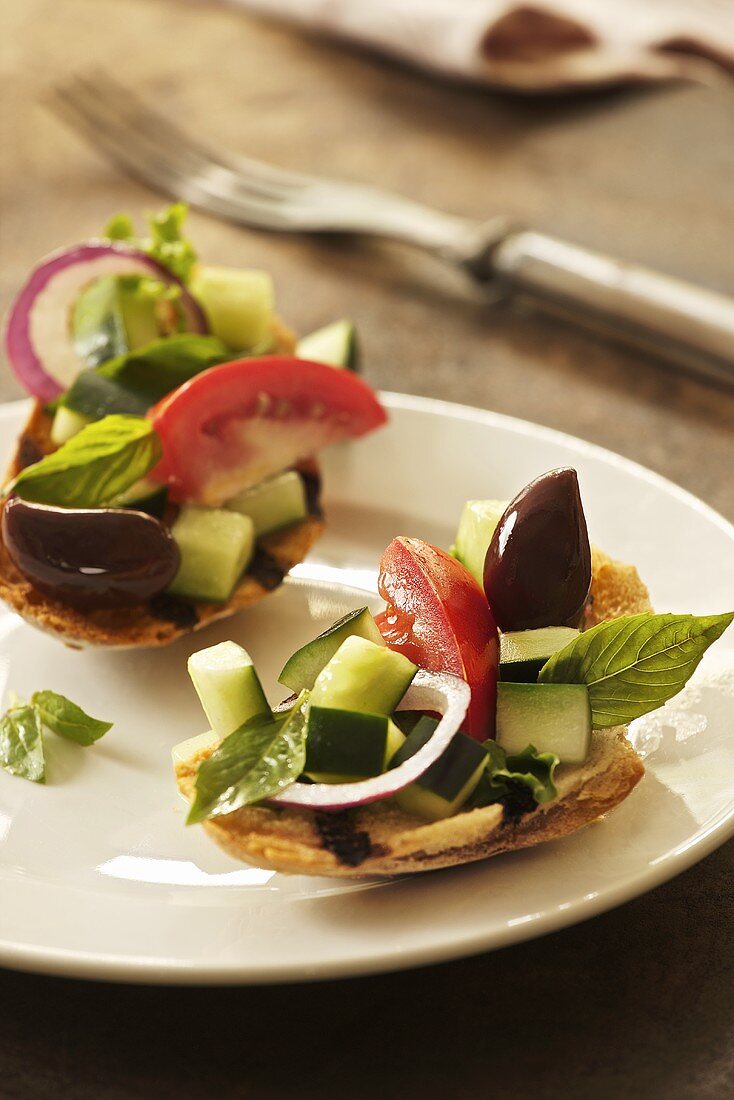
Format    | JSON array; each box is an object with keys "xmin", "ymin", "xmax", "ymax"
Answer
[
  {"xmin": 173, "ymin": 467, "xmax": 732, "ymax": 877},
  {"xmin": 0, "ymin": 205, "xmax": 386, "ymax": 647}
]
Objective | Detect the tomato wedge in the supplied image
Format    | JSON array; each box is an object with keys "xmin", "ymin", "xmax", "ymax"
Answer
[
  {"xmin": 149, "ymin": 356, "xmax": 387, "ymax": 505},
  {"xmin": 376, "ymin": 537, "xmax": 499, "ymax": 741}
]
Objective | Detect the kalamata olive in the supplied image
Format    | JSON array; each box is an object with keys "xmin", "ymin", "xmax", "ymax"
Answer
[
  {"xmin": 2, "ymin": 497, "xmax": 180, "ymax": 609},
  {"xmin": 483, "ymin": 468, "xmax": 591, "ymax": 631}
]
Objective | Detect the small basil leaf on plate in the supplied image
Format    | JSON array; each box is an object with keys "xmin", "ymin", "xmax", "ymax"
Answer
[
  {"xmin": 9, "ymin": 415, "xmax": 162, "ymax": 508},
  {"xmin": 0, "ymin": 704, "xmax": 45, "ymax": 784},
  {"xmin": 188, "ymin": 694, "xmax": 309, "ymax": 825},
  {"xmin": 32, "ymin": 691, "xmax": 112, "ymax": 746},
  {"xmin": 539, "ymin": 611, "xmax": 734, "ymax": 728}
]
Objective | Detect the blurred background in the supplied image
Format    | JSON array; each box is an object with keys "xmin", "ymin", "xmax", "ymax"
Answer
[{"xmin": 1, "ymin": 2, "xmax": 733, "ymax": 1097}]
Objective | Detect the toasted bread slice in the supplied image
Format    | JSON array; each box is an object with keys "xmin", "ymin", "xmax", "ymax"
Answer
[
  {"xmin": 0, "ymin": 320, "xmax": 326, "ymax": 648},
  {"xmin": 175, "ymin": 551, "xmax": 651, "ymax": 876}
]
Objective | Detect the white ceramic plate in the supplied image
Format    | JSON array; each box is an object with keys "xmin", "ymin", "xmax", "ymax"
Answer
[{"xmin": 0, "ymin": 394, "xmax": 732, "ymax": 985}]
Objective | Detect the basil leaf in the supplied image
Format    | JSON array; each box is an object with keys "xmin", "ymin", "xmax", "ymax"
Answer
[
  {"xmin": 32, "ymin": 691, "xmax": 112, "ymax": 746},
  {"xmin": 10, "ymin": 415, "xmax": 162, "ymax": 508},
  {"xmin": 0, "ymin": 705, "xmax": 45, "ymax": 784},
  {"xmin": 539, "ymin": 611, "xmax": 734, "ymax": 728},
  {"xmin": 188, "ymin": 694, "xmax": 309, "ymax": 825},
  {"xmin": 95, "ymin": 334, "xmax": 232, "ymax": 400},
  {"xmin": 62, "ymin": 335, "xmax": 233, "ymax": 421}
]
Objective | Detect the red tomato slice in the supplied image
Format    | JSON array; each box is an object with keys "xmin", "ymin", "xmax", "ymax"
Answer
[
  {"xmin": 376, "ymin": 537, "xmax": 499, "ymax": 741},
  {"xmin": 148, "ymin": 356, "xmax": 387, "ymax": 505}
]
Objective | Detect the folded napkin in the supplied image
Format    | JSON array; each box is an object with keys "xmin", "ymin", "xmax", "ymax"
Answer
[{"xmin": 234, "ymin": 0, "xmax": 733, "ymax": 92}]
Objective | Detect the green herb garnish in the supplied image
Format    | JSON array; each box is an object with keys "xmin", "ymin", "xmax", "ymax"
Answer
[
  {"xmin": 103, "ymin": 202, "xmax": 197, "ymax": 282},
  {"xmin": 31, "ymin": 691, "xmax": 112, "ymax": 746},
  {"xmin": 188, "ymin": 695, "xmax": 309, "ymax": 824},
  {"xmin": 539, "ymin": 611, "xmax": 734, "ymax": 728},
  {"xmin": 0, "ymin": 704, "xmax": 46, "ymax": 784},
  {"xmin": 9, "ymin": 415, "xmax": 162, "ymax": 508},
  {"xmin": 0, "ymin": 694, "xmax": 112, "ymax": 785},
  {"xmin": 467, "ymin": 741, "xmax": 559, "ymax": 815}
]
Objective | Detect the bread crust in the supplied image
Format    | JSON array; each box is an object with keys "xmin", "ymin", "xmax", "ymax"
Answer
[{"xmin": 175, "ymin": 552, "xmax": 651, "ymax": 876}]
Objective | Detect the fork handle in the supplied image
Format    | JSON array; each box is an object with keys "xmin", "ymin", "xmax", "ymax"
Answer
[{"xmin": 480, "ymin": 229, "xmax": 734, "ymax": 388}]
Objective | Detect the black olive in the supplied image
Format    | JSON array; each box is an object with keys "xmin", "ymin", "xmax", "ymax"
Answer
[
  {"xmin": 2, "ymin": 497, "xmax": 180, "ymax": 609},
  {"xmin": 483, "ymin": 468, "xmax": 591, "ymax": 631}
]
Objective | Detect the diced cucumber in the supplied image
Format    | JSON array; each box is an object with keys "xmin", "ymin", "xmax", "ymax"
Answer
[
  {"xmin": 71, "ymin": 274, "xmax": 173, "ymax": 368},
  {"xmin": 500, "ymin": 626, "xmax": 580, "ymax": 683},
  {"xmin": 188, "ymin": 640, "xmax": 269, "ymax": 738},
  {"xmin": 50, "ymin": 406, "xmax": 90, "ymax": 445},
  {"xmin": 296, "ymin": 319, "xmax": 359, "ymax": 370},
  {"xmin": 391, "ymin": 715, "xmax": 488, "ymax": 821},
  {"xmin": 226, "ymin": 471, "xmax": 307, "ymax": 537},
  {"xmin": 279, "ymin": 607, "xmax": 385, "ymax": 694},
  {"xmin": 189, "ymin": 265, "xmax": 274, "ymax": 351},
  {"xmin": 496, "ymin": 682, "xmax": 591, "ymax": 764},
  {"xmin": 304, "ymin": 707, "xmax": 404, "ymax": 781},
  {"xmin": 451, "ymin": 499, "xmax": 507, "ymax": 585},
  {"xmin": 167, "ymin": 506, "xmax": 255, "ymax": 602},
  {"xmin": 171, "ymin": 729, "xmax": 220, "ymax": 767},
  {"xmin": 64, "ymin": 369, "xmax": 152, "ymax": 420},
  {"xmin": 113, "ymin": 477, "xmax": 168, "ymax": 519},
  {"xmin": 310, "ymin": 636, "xmax": 417, "ymax": 715}
]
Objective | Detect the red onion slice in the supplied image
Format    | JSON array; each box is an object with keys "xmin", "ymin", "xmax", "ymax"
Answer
[
  {"xmin": 270, "ymin": 670, "xmax": 471, "ymax": 811},
  {"xmin": 4, "ymin": 240, "xmax": 208, "ymax": 401}
]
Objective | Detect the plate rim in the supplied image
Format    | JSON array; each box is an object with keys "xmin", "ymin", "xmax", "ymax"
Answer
[{"xmin": 0, "ymin": 393, "xmax": 732, "ymax": 985}]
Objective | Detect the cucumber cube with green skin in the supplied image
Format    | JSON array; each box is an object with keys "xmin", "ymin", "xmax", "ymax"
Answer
[
  {"xmin": 296, "ymin": 319, "xmax": 359, "ymax": 370},
  {"xmin": 167, "ymin": 506, "xmax": 255, "ymax": 603},
  {"xmin": 188, "ymin": 640, "xmax": 270, "ymax": 738},
  {"xmin": 496, "ymin": 682, "xmax": 592, "ymax": 764},
  {"xmin": 279, "ymin": 607, "xmax": 385, "ymax": 694},
  {"xmin": 50, "ymin": 406, "xmax": 90, "ymax": 446},
  {"xmin": 451, "ymin": 499, "xmax": 507, "ymax": 586},
  {"xmin": 189, "ymin": 266, "xmax": 274, "ymax": 351},
  {"xmin": 305, "ymin": 707, "xmax": 404, "ymax": 781},
  {"xmin": 500, "ymin": 626, "xmax": 581, "ymax": 683},
  {"xmin": 226, "ymin": 471, "xmax": 307, "ymax": 537},
  {"xmin": 310, "ymin": 636, "xmax": 417, "ymax": 715},
  {"xmin": 391, "ymin": 716, "xmax": 488, "ymax": 821}
]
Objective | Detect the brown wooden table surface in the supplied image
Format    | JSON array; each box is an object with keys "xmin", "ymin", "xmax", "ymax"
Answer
[{"xmin": 1, "ymin": 2, "xmax": 733, "ymax": 1097}]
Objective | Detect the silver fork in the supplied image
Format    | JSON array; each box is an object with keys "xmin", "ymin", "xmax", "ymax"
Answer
[{"xmin": 49, "ymin": 71, "xmax": 734, "ymax": 389}]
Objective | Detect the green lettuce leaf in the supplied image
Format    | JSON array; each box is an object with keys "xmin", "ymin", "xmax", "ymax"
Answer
[
  {"xmin": 32, "ymin": 692, "xmax": 112, "ymax": 746},
  {"xmin": 188, "ymin": 694, "xmax": 309, "ymax": 825},
  {"xmin": 466, "ymin": 741, "xmax": 558, "ymax": 816},
  {"xmin": 9, "ymin": 415, "xmax": 162, "ymax": 508},
  {"xmin": 539, "ymin": 611, "xmax": 734, "ymax": 728},
  {"xmin": 0, "ymin": 704, "xmax": 45, "ymax": 784},
  {"xmin": 103, "ymin": 203, "xmax": 197, "ymax": 282}
]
